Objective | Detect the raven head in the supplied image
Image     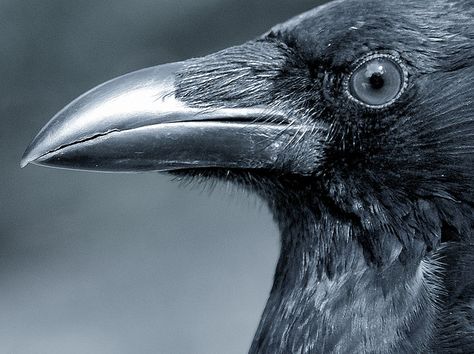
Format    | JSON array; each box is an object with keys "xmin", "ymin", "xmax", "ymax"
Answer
[
  {"xmin": 22, "ymin": 0, "xmax": 474, "ymax": 351},
  {"xmin": 22, "ymin": 0, "xmax": 473, "ymax": 263}
]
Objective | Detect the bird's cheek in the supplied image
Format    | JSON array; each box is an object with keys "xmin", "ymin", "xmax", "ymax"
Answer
[{"xmin": 279, "ymin": 133, "xmax": 328, "ymax": 176}]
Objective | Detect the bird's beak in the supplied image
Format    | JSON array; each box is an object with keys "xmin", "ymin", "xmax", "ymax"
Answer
[{"xmin": 21, "ymin": 56, "xmax": 322, "ymax": 173}]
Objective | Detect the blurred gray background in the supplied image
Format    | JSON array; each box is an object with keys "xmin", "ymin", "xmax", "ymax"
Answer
[{"xmin": 1, "ymin": 1, "xmax": 325, "ymax": 353}]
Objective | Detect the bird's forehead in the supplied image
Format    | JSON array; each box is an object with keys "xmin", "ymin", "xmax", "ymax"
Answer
[
  {"xmin": 271, "ymin": 0, "xmax": 471, "ymax": 69},
  {"xmin": 270, "ymin": 0, "xmax": 397, "ymax": 64}
]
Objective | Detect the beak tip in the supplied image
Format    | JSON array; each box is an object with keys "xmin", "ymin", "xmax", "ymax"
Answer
[
  {"xmin": 21, "ymin": 138, "xmax": 45, "ymax": 168},
  {"xmin": 20, "ymin": 148, "xmax": 35, "ymax": 168}
]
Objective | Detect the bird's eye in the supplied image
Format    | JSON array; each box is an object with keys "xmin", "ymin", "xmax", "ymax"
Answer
[{"xmin": 346, "ymin": 54, "xmax": 407, "ymax": 108}]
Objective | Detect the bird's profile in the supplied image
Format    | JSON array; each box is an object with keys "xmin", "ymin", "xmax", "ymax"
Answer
[{"xmin": 21, "ymin": 0, "xmax": 473, "ymax": 352}]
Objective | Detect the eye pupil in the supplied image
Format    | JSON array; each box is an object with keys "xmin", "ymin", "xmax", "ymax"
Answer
[{"xmin": 369, "ymin": 72, "xmax": 385, "ymax": 90}]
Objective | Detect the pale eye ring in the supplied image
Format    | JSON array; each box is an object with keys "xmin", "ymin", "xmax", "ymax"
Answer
[{"xmin": 345, "ymin": 54, "xmax": 408, "ymax": 108}]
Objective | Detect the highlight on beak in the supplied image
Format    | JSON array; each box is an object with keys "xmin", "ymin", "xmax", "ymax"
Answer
[{"xmin": 21, "ymin": 62, "xmax": 188, "ymax": 169}]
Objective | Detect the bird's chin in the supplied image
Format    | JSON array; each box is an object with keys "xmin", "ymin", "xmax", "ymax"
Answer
[
  {"xmin": 167, "ymin": 168, "xmax": 318, "ymax": 200},
  {"xmin": 167, "ymin": 167, "xmax": 274, "ymax": 185}
]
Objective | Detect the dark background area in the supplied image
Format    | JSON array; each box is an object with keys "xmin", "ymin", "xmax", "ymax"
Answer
[{"xmin": 1, "ymin": 1, "xmax": 326, "ymax": 353}]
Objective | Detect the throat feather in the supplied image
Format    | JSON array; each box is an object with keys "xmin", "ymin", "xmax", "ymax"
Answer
[{"xmin": 250, "ymin": 203, "xmax": 442, "ymax": 353}]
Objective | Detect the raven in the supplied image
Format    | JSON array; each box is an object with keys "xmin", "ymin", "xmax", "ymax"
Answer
[{"xmin": 21, "ymin": 0, "xmax": 473, "ymax": 352}]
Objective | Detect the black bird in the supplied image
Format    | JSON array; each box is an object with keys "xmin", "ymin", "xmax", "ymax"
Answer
[{"xmin": 21, "ymin": 0, "xmax": 473, "ymax": 352}]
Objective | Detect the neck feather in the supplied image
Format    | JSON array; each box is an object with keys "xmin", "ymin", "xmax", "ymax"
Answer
[{"xmin": 250, "ymin": 203, "xmax": 441, "ymax": 354}]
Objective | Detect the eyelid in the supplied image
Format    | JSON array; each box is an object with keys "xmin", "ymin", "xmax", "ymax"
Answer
[{"xmin": 343, "ymin": 52, "xmax": 409, "ymax": 109}]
